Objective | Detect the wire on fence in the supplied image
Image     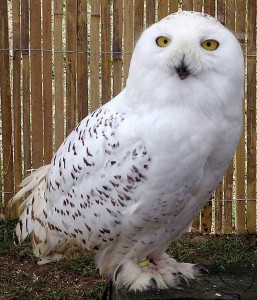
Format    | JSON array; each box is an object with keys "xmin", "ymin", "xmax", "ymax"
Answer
[
  {"xmin": 0, "ymin": 48, "xmax": 133, "ymax": 55},
  {"xmin": 0, "ymin": 48, "xmax": 256, "ymax": 57}
]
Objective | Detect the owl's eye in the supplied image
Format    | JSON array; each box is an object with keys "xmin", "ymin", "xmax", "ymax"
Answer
[
  {"xmin": 201, "ymin": 39, "xmax": 219, "ymax": 51},
  {"xmin": 156, "ymin": 36, "xmax": 171, "ymax": 47}
]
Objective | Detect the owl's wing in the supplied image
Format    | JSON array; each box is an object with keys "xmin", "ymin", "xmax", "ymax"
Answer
[{"xmin": 44, "ymin": 104, "xmax": 152, "ymax": 251}]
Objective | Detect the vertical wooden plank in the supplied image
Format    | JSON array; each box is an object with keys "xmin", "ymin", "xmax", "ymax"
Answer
[
  {"xmin": 30, "ymin": 0, "xmax": 43, "ymax": 169},
  {"xmin": 77, "ymin": 0, "xmax": 88, "ymax": 120},
  {"xmin": 21, "ymin": 0, "xmax": 31, "ymax": 172},
  {"xmin": 223, "ymin": 0, "xmax": 235, "ymax": 234},
  {"xmin": 193, "ymin": 0, "xmax": 203, "ymax": 12},
  {"xmin": 146, "ymin": 0, "xmax": 155, "ymax": 27},
  {"xmin": 201, "ymin": 0, "xmax": 218, "ymax": 231},
  {"xmin": 43, "ymin": 0, "xmax": 53, "ymax": 163},
  {"xmin": 204, "ymin": 0, "xmax": 215, "ymax": 16},
  {"xmin": 113, "ymin": 0, "xmax": 123, "ymax": 97},
  {"xmin": 226, "ymin": 0, "xmax": 235, "ymax": 30},
  {"xmin": 123, "ymin": 0, "xmax": 133, "ymax": 83},
  {"xmin": 246, "ymin": 0, "xmax": 256, "ymax": 233},
  {"xmin": 0, "ymin": 0, "xmax": 14, "ymax": 216},
  {"xmin": 90, "ymin": 0, "xmax": 101, "ymax": 112},
  {"xmin": 169, "ymin": 0, "xmax": 178, "ymax": 13},
  {"xmin": 101, "ymin": 0, "xmax": 111, "ymax": 102},
  {"xmin": 191, "ymin": 209, "xmax": 200, "ymax": 232},
  {"xmin": 158, "ymin": 0, "xmax": 169, "ymax": 20},
  {"xmin": 217, "ymin": 0, "xmax": 225, "ymax": 26},
  {"xmin": 214, "ymin": 0, "xmax": 226, "ymax": 234},
  {"xmin": 182, "ymin": 0, "xmax": 193, "ymax": 11},
  {"xmin": 235, "ymin": 0, "xmax": 246, "ymax": 234},
  {"xmin": 200, "ymin": 0, "xmax": 216, "ymax": 234},
  {"xmin": 54, "ymin": 0, "xmax": 64, "ymax": 150},
  {"xmin": 223, "ymin": 162, "xmax": 233, "ymax": 233},
  {"xmin": 134, "ymin": 0, "xmax": 144, "ymax": 44},
  {"xmin": 12, "ymin": 0, "xmax": 22, "ymax": 191},
  {"xmin": 191, "ymin": 217, "xmax": 200, "ymax": 233},
  {"xmin": 215, "ymin": 181, "xmax": 223, "ymax": 234},
  {"xmin": 66, "ymin": 0, "xmax": 77, "ymax": 134},
  {"xmin": 200, "ymin": 196, "xmax": 213, "ymax": 233}
]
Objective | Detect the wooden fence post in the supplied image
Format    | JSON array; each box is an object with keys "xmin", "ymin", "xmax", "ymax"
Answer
[
  {"xmin": 113, "ymin": 0, "xmax": 123, "ymax": 97},
  {"xmin": 0, "ymin": 0, "xmax": 14, "ymax": 217},
  {"xmin": 21, "ymin": 0, "xmax": 31, "ymax": 174},
  {"xmin": 235, "ymin": 0, "xmax": 246, "ymax": 234},
  {"xmin": 77, "ymin": 0, "xmax": 89, "ymax": 121},
  {"xmin": 43, "ymin": 0, "xmax": 53, "ymax": 163},
  {"xmin": 31, "ymin": 0, "xmax": 43, "ymax": 169},
  {"xmin": 246, "ymin": 0, "xmax": 257, "ymax": 233},
  {"xmin": 54, "ymin": 0, "xmax": 65, "ymax": 150},
  {"xmin": 123, "ymin": 0, "xmax": 133, "ymax": 84},
  {"xmin": 66, "ymin": 0, "xmax": 78, "ymax": 135},
  {"xmin": 90, "ymin": 0, "xmax": 101, "ymax": 112},
  {"xmin": 101, "ymin": 0, "xmax": 111, "ymax": 102},
  {"xmin": 134, "ymin": 0, "xmax": 144, "ymax": 45}
]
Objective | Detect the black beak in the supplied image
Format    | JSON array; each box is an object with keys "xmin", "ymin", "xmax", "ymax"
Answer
[{"xmin": 176, "ymin": 60, "xmax": 189, "ymax": 80}]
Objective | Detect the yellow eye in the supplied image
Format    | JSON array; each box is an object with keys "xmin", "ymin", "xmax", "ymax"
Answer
[
  {"xmin": 201, "ymin": 39, "xmax": 219, "ymax": 51},
  {"xmin": 156, "ymin": 36, "xmax": 171, "ymax": 47}
]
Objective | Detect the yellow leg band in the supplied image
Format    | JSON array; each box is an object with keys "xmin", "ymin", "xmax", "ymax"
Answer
[{"xmin": 138, "ymin": 258, "xmax": 150, "ymax": 268}]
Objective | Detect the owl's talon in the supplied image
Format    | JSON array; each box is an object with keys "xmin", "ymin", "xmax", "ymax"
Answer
[
  {"xmin": 101, "ymin": 278, "xmax": 113, "ymax": 300},
  {"xmin": 177, "ymin": 272, "xmax": 190, "ymax": 287},
  {"xmin": 148, "ymin": 277, "xmax": 158, "ymax": 291},
  {"xmin": 193, "ymin": 264, "xmax": 209, "ymax": 276},
  {"xmin": 114, "ymin": 264, "xmax": 124, "ymax": 281}
]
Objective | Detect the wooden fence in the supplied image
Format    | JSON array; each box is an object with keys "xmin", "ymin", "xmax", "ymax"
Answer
[{"xmin": 0, "ymin": 0, "xmax": 256, "ymax": 234}]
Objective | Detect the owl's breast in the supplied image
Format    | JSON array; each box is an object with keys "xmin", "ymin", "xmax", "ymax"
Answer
[{"xmin": 131, "ymin": 105, "xmax": 242, "ymax": 222}]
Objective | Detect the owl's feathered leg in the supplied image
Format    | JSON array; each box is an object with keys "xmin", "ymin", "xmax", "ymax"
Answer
[{"xmin": 113, "ymin": 254, "xmax": 208, "ymax": 292}]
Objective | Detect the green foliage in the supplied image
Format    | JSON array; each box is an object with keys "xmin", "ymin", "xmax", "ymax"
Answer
[
  {"xmin": 70, "ymin": 255, "xmax": 95, "ymax": 276},
  {"xmin": 0, "ymin": 219, "xmax": 16, "ymax": 254},
  {"xmin": 0, "ymin": 219, "xmax": 33, "ymax": 259},
  {"xmin": 41, "ymin": 288, "xmax": 70, "ymax": 300},
  {"xmin": 169, "ymin": 233, "xmax": 257, "ymax": 265}
]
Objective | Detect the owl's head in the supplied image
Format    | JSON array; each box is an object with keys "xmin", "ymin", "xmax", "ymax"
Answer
[{"xmin": 126, "ymin": 11, "xmax": 244, "ymax": 109}]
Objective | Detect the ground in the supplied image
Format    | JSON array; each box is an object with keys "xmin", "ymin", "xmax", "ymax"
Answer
[{"xmin": 1, "ymin": 220, "xmax": 257, "ymax": 299}]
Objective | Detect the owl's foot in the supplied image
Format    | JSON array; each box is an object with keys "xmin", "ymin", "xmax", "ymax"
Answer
[
  {"xmin": 113, "ymin": 253, "xmax": 208, "ymax": 292},
  {"xmin": 152, "ymin": 253, "xmax": 208, "ymax": 282}
]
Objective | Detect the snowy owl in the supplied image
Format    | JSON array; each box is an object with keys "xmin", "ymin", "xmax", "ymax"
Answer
[{"xmin": 12, "ymin": 11, "xmax": 244, "ymax": 295}]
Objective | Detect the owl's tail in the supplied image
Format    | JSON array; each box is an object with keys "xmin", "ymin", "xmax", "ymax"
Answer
[
  {"xmin": 11, "ymin": 164, "xmax": 85, "ymax": 264},
  {"xmin": 10, "ymin": 165, "xmax": 53, "ymax": 259}
]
